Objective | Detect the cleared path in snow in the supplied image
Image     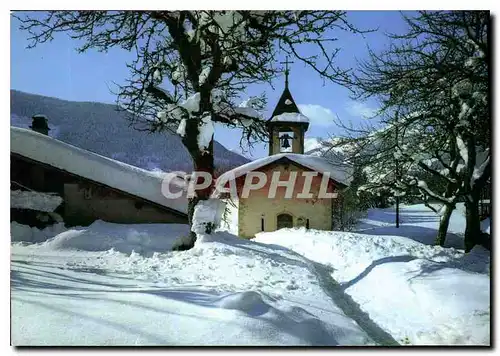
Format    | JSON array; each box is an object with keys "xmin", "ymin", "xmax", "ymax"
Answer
[{"xmin": 308, "ymin": 261, "xmax": 400, "ymax": 346}]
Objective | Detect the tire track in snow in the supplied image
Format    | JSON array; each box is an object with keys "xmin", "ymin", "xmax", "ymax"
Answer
[{"xmin": 308, "ymin": 260, "xmax": 400, "ymax": 346}]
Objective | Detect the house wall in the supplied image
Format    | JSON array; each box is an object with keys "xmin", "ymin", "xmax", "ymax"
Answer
[
  {"xmin": 11, "ymin": 154, "xmax": 70, "ymax": 194},
  {"xmin": 63, "ymin": 182, "xmax": 187, "ymax": 226},
  {"xmin": 237, "ymin": 162, "xmax": 335, "ymax": 238},
  {"xmin": 11, "ymin": 153, "xmax": 188, "ymax": 227}
]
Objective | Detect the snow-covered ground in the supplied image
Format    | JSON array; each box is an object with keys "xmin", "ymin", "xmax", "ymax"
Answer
[
  {"xmin": 11, "ymin": 222, "xmax": 374, "ymax": 346},
  {"xmin": 11, "ymin": 222, "xmax": 67, "ymax": 244},
  {"xmin": 355, "ymin": 203, "xmax": 471, "ymax": 249},
  {"xmin": 10, "ymin": 204, "xmax": 490, "ymax": 346},
  {"xmin": 255, "ymin": 204, "xmax": 490, "ymax": 345}
]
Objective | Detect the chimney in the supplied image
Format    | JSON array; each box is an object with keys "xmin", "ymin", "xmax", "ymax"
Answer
[{"xmin": 30, "ymin": 114, "xmax": 50, "ymax": 135}]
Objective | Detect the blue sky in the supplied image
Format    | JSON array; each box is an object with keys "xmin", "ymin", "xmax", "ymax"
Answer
[{"xmin": 11, "ymin": 11, "xmax": 410, "ymax": 159}]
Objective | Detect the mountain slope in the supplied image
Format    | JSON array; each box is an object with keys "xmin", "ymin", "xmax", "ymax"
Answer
[{"xmin": 10, "ymin": 90, "xmax": 249, "ymax": 174}]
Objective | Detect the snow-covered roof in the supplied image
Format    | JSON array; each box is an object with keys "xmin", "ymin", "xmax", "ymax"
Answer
[
  {"xmin": 270, "ymin": 112, "xmax": 310, "ymax": 124},
  {"xmin": 218, "ymin": 153, "xmax": 352, "ymax": 187},
  {"xmin": 11, "ymin": 127, "xmax": 187, "ymax": 215}
]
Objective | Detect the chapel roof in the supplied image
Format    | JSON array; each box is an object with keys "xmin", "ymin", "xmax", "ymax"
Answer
[{"xmin": 218, "ymin": 153, "xmax": 352, "ymax": 188}]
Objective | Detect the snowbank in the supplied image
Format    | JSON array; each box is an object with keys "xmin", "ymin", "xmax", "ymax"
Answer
[
  {"xmin": 11, "ymin": 190, "xmax": 63, "ymax": 212},
  {"xmin": 255, "ymin": 228, "xmax": 490, "ymax": 345},
  {"xmin": 42, "ymin": 221, "xmax": 190, "ymax": 256},
  {"xmin": 255, "ymin": 228, "xmax": 465, "ymax": 282},
  {"xmin": 11, "ymin": 127, "xmax": 187, "ymax": 214},
  {"xmin": 191, "ymin": 199, "xmax": 225, "ymax": 237},
  {"xmin": 11, "ymin": 221, "xmax": 67, "ymax": 244}
]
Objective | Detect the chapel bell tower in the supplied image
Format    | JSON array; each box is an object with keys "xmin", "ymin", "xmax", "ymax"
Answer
[{"xmin": 267, "ymin": 58, "xmax": 310, "ymax": 156}]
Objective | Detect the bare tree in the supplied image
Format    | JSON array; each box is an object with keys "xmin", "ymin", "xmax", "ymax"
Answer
[
  {"xmin": 336, "ymin": 10, "xmax": 489, "ymax": 251},
  {"xmin": 15, "ymin": 10, "xmax": 365, "ymax": 248}
]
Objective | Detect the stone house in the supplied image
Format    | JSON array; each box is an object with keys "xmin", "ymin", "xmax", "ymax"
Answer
[{"xmin": 11, "ymin": 123, "xmax": 188, "ymax": 228}]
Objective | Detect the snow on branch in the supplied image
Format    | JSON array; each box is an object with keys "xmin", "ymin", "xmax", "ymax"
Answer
[
  {"xmin": 471, "ymin": 150, "xmax": 490, "ymax": 189},
  {"xmin": 416, "ymin": 180, "xmax": 455, "ymax": 204},
  {"xmin": 198, "ymin": 114, "xmax": 214, "ymax": 152},
  {"xmin": 456, "ymin": 135, "xmax": 469, "ymax": 165}
]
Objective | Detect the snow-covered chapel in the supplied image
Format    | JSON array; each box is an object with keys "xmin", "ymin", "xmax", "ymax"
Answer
[{"xmin": 220, "ymin": 68, "xmax": 351, "ymax": 238}]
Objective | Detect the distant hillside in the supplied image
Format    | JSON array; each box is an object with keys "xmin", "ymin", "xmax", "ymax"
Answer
[{"xmin": 10, "ymin": 90, "xmax": 249, "ymax": 174}]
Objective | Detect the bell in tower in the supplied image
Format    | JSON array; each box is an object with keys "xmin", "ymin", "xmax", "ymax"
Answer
[
  {"xmin": 278, "ymin": 132, "xmax": 294, "ymax": 152},
  {"xmin": 266, "ymin": 57, "xmax": 310, "ymax": 156},
  {"xmin": 280, "ymin": 133, "xmax": 292, "ymax": 149}
]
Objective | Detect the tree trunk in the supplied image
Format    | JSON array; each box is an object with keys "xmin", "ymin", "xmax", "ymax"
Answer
[
  {"xmin": 464, "ymin": 192, "xmax": 481, "ymax": 252},
  {"xmin": 174, "ymin": 118, "xmax": 215, "ymax": 251},
  {"xmin": 395, "ymin": 195, "xmax": 400, "ymax": 228},
  {"xmin": 339, "ymin": 194, "xmax": 345, "ymax": 231},
  {"xmin": 435, "ymin": 203, "xmax": 454, "ymax": 247}
]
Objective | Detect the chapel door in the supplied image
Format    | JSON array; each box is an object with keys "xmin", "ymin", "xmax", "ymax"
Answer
[{"xmin": 277, "ymin": 213, "xmax": 293, "ymax": 229}]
